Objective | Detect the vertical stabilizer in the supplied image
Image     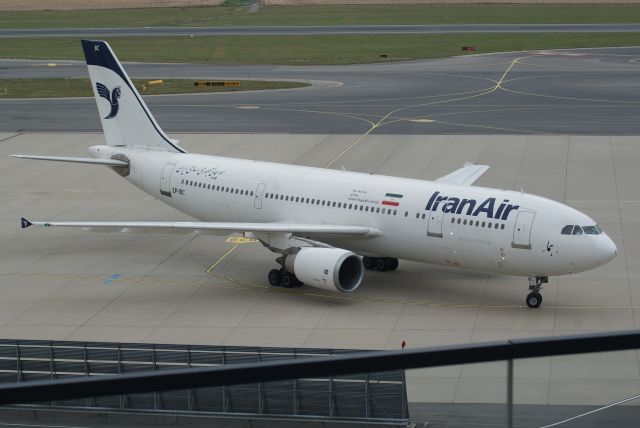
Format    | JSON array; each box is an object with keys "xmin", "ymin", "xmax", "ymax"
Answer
[{"xmin": 81, "ymin": 40, "xmax": 185, "ymax": 153}]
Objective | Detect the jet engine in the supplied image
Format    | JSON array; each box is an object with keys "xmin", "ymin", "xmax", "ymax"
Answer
[{"xmin": 284, "ymin": 248, "xmax": 364, "ymax": 292}]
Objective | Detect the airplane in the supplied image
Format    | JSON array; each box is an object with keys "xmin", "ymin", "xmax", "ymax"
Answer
[{"xmin": 12, "ymin": 40, "xmax": 618, "ymax": 309}]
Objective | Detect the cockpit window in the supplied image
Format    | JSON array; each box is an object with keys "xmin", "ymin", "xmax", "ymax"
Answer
[
  {"xmin": 583, "ymin": 225, "xmax": 601, "ymax": 235},
  {"xmin": 561, "ymin": 225, "xmax": 573, "ymax": 235},
  {"xmin": 562, "ymin": 224, "xmax": 602, "ymax": 235}
]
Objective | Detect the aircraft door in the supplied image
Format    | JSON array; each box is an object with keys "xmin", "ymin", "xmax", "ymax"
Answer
[
  {"xmin": 160, "ymin": 161, "xmax": 176, "ymax": 197},
  {"xmin": 512, "ymin": 210, "xmax": 536, "ymax": 249},
  {"xmin": 427, "ymin": 208, "xmax": 445, "ymax": 238},
  {"xmin": 254, "ymin": 183, "xmax": 266, "ymax": 209}
]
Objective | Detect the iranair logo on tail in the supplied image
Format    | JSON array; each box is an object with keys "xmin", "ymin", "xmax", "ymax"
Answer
[{"xmin": 96, "ymin": 82, "xmax": 121, "ymax": 119}]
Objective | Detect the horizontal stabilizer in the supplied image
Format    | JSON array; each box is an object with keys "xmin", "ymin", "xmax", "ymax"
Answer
[
  {"xmin": 11, "ymin": 155, "xmax": 128, "ymax": 166},
  {"xmin": 436, "ymin": 162, "xmax": 490, "ymax": 186},
  {"xmin": 19, "ymin": 219, "xmax": 381, "ymax": 237}
]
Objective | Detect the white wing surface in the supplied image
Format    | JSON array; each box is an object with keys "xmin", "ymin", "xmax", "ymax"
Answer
[
  {"xmin": 435, "ymin": 162, "xmax": 490, "ymax": 186},
  {"xmin": 20, "ymin": 218, "xmax": 380, "ymax": 237},
  {"xmin": 11, "ymin": 155, "xmax": 128, "ymax": 166}
]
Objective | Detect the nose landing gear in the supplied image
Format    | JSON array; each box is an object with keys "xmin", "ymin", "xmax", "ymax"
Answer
[{"xmin": 526, "ymin": 276, "xmax": 547, "ymax": 308}]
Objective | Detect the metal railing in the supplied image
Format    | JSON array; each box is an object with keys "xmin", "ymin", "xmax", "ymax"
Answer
[
  {"xmin": 0, "ymin": 340, "xmax": 407, "ymax": 423},
  {"xmin": 0, "ymin": 331, "xmax": 639, "ymax": 427}
]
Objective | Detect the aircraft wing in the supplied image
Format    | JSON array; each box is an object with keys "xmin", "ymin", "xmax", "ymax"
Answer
[
  {"xmin": 20, "ymin": 218, "xmax": 381, "ymax": 237},
  {"xmin": 436, "ymin": 162, "xmax": 489, "ymax": 186},
  {"xmin": 11, "ymin": 155, "xmax": 128, "ymax": 166}
]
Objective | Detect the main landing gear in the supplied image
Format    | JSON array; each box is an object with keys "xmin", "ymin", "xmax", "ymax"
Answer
[
  {"xmin": 526, "ymin": 276, "xmax": 547, "ymax": 308},
  {"xmin": 362, "ymin": 257, "xmax": 399, "ymax": 272},
  {"xmin": 268, "ymin": 268, "xmax": 303, "ymax": 288}
]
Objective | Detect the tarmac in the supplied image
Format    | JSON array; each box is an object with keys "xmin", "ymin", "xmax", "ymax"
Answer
[
  {"xmin": 1, "ymin": 132, "xmax": 639, "ymax": 418},
  {"xmin": 2, "ymin": 47, "xmax": 640, "ymax": 135},
  {"xmin": 1, "ymin": 47, "xmax": 640, "ymax": 425},
  {"xmin": 3, "ymin": 24, "xmax": 640, "ymax": 37}
]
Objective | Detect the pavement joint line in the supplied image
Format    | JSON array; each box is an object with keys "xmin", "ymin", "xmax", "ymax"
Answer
[{"xmin": 0, "ymin": 133, "xmax": 21, "ymax": 143}]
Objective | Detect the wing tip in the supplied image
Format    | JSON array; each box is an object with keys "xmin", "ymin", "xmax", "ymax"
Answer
[{"xmin": 20, "ymin": 218, "xmax": 32, "ymax": 229}]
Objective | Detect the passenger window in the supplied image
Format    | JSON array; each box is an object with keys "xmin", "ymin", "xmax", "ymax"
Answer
[
  {"xmin": 338, "ymin": 202, "xmax": 342, "ymax": 208},
  {"xmin": 561, "ymin": 225, "xmax": 573, "ymax": 235},
  {"xmin": 421, "ymin": 214, "xmax": 425, "ymax": 220},
  {"xmin": 416, "ymin": 213, "xmax": 420, "ymax": 219},
  {"xmin": 463, "ymin": 219, "xmax": 467, "ymax": 225},
  {"xmin": 457, "ymin": 218, "xmax": 461, "ymax": 224},
  {"xmin": 488, "ymin": 222, "xmax": 492, "ymax": 228},
  {"xmin": 451, "ymin": 218, "xmax": 455, "ymax": 223},
  {"xmin": 573, "ymin": 226, "xmax": 583, "ymax": 235},
  {"xmin": 495, "ymin": 223, "xmax": 499, "ymax": 229},
  {"xmin": 250, "ymin": 191, "xmax": 254, "ymax": 197},
  {"xmin": 482, "ymin": 221, "xmax": 486, "ymax": 227},
  {"xmin": 405, "ymin": 211, "xmax": 408, "ymax": 217},
  {"xmin": 501, "ymin": 224, "xmax": 505, "ymax": 230}
]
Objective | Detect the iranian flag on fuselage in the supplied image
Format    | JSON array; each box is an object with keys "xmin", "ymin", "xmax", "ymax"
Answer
[{"xmin": 382, "ymin": 193, "xmax": 403, "ymax": 206}]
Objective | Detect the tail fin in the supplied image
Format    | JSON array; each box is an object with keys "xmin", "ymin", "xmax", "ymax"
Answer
[{"xmin": 81, "ymin": 40, "xmax": 185, "ymax": 153}]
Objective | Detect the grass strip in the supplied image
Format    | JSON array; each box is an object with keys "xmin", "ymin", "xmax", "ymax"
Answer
[
  {"xmin": 3, "ymin": 4, "xmax": 640, "ymax": 29},
  {"xmin": 1, "ymin": 34, "xmax": 640, "ymax": 66},
  {"xmin": 0, "ymin": 78, "xmax": 309, "ymax": 98}
]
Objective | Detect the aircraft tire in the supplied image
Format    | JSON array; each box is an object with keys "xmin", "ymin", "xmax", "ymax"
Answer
[
  {"xmin": 387, "ymin": 258, "xmax": 399, "ymax": 271},
  {"xmin": 363, "ymin": 256, "xmax": 375, "ymax": 270},
  {"xmin": 526, "ymin": 292, "xmax": 542, "ymax": 308},
  {"xmin": 268, "ymin": 269, "xmax": 281, "ymax": 286},
  {"xmin": 281, "ymin": 271, "xmax": 296, "ymax": 288},
  {"xmin": 375, "ymin": 258, "xmax": 388, "ymax": 271}
]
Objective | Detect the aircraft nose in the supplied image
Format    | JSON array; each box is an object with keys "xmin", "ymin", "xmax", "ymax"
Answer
[{"xmin": 599, "ymin": 235, "xmax": 618, "ymax": 264}]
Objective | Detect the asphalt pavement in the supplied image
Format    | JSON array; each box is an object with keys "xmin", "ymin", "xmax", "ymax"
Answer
[
  {"xmin": 2, "ymin": 23, "xmax": 640, "ymax": 37},
  {"xmin": 1, "ymin": 46, "xmax": 640, "ymax": 135}
]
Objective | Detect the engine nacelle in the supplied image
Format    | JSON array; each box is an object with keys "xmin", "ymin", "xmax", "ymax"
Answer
[{"xmin": 284, "ymin": 248, "xmax": 363, "ymax": 292}]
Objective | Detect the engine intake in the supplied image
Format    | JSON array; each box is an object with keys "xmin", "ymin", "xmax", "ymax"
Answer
[{"xmin": 285, "ymin": 248, "xmax": 363, "ymax": 292}]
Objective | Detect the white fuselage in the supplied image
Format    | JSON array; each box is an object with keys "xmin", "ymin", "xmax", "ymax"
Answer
[{"xmin": 91, "ymin": 145, "xmax": 617, "ymax": 278}]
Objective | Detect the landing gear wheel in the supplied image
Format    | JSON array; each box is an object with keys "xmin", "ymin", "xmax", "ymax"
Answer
[
  {"xmin": 363, "ymin": 256, "xmax": 399, "ymax": 272},
  {"xmin": 268, "ymin": 269, "xmax": 281, "ymax": 286},
  {"xmin": 363, "ymin": 257, "xmax": 375, "ymax": 270},
  {"xmin": 525, "ymin": 276, "xmax": 547, "ymax": 309},
  {"xmin": 281, "ymin": 271, "xmax": 298, "ymax": 288},
  {"xmin": 376, "ymin": 258, "xmax": 388, "ymax": 271},
  {"xmin": 526, "ymin": 292, "xmax": 542, "ymax": 309}
]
